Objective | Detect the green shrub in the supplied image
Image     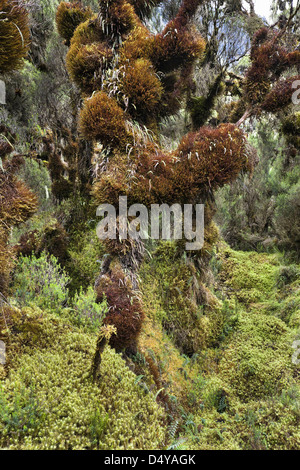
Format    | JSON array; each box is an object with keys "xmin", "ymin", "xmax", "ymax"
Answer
[
  {"xmin": 71, "ymin": 286, "xmax": 108, "ymax": 331},
  {"xmin": 66, "ymin": 228, "xmax": 105, "ymax": 295},
  {"xmin": 17, "ymin": 158, "xmax": 54, "ymax": 212},
  {"xmin": 276, "ymin": 264, "xmax": 299, "ymax": 288},
  {"xmin": 89, "ymin": 408, "xmax": 109, "ymax": 448},
  {"xmin": 0, "ymin": 384, "xmax": 46, "ymax": 444},
  {"xmin": 13, "ymin": 251, "xmax": 70, "ymax": 310}
]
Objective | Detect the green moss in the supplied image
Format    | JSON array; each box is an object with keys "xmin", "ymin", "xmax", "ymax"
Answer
[
  {"xmin": 182, "ymin": 391, "xmax": 300, "ymax": 450},
  {"xmin": 217, "ymin": 313, "xmax": 294, "ymax": 401},
  {"xmin": 189, "ymin": 73, "xmax": 225, "ymax": 129},
  {"xmin": 218, "ymin": 246, "xmax": 280, "ymax": 304},
  {"xmin": 140, "ymin": 241, "xmax": 232, "ymax": 355},
  {"xmin": 0, "ymin": 306, "xmax": 166, "ymax": 450}
]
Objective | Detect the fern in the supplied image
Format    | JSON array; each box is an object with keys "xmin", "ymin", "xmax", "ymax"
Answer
[
  {"xmin": 168, "ymin": 419, "xmax": 179, "ymax": 440},
  {"xmin": 167, "ymin": 438, "xmax": 187, "ymax": 450}
]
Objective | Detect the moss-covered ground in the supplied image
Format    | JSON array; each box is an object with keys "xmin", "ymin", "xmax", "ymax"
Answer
[{"xmin": 0, "ymin": 237, "xmax": 299, "ymax": 450}]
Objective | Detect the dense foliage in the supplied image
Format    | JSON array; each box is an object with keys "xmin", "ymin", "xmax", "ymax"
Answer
[{"xmin": 0, "ymin": 0, "xmax": 299, "ymax": 451}]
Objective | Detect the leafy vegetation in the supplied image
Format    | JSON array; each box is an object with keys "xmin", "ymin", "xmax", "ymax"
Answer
[{"xmin": 0, "ymin": 0, "xmax": 299, "ymax": 451}]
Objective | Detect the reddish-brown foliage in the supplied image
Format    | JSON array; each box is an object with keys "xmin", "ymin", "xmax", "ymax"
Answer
[
  {"xmin": 0, "ymin": 139, "xmax": 13, "ymax": 158},
  {"xmin": 0, "ymin": 156, "xmax": 37, "ymax": 294},
  {"xmin": 96, "ymin": 272, "xmax": 144, "ymax": 351},
  {"xmin": 261, "ymin": 76, "xmax": 300, "ymax": 113},
  {"xmin": 244, "ymin": 27, "xmax": 300, "ymax": 110}
]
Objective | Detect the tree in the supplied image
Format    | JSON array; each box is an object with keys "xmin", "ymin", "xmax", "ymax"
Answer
[
  {"xmin": 0, "ymin": 1, "xmax": 38, "ymax": 295},
  {"xmin": 55, "ymin": 0, "xmax": 300, "ymax": 351}
]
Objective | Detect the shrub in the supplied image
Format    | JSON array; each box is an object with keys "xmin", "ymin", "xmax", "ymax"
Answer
[
  {"xmin": 0, "ymin": 384, "xmax": 46, "ymax": 443},
  {"xmin": 13, "ymin": 251, "xmax": 70, "ymax": 310},
  {"xmin": 72, "ymin": 286, "xmax": 108, "ymax": 331},
  {"xmin": 281, "ymin": 112, "xmax": 300, "ymax": 149},
  {"xmin": 276, "ymin": 265, "xmax": 299, "ymax": 288},
  {"xmin": 16, "ymin": 220, "xmax": 69, "ymax": 265},
  {"xmin": 65, "ymin": 227, "xmax": 105, "ymax": 294},
  {"xmin": 16, "ymin": 158, "xmax": 53, "ymax": 212},
  {"xmin": 274, "ymin": 182, "xmax": 300, "ymax": 256}
]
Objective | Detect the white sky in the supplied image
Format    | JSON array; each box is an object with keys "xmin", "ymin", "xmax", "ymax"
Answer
[{"xmin": 252, "ymin": 0, "xmax": 273, "ymax": 20}]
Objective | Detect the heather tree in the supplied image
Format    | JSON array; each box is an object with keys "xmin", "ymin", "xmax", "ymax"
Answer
[
  {"xmin": 55, "ymin": 0, "xmax": 300, "ymax": 351},
  {"xmin": 0, "ymin": 1, "xmax": 38, "ymax": 295}
]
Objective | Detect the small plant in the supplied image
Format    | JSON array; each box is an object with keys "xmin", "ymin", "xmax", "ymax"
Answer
[
  {"xmin": 13, "ymin": 251, "xmax": 70, "ymax": 310},
  {"xmin": 91, "ymin": 324, "xmax": 117, "ymax": 381},
  {"xmin": 0, "ymin": 384, "xmax": 45, "ymax": 444},
  {"xmin": 16, "ymin": 158, "xmax": 54, "ymax": 212},
  {"xmin": 89, "ymin": 408, "xmax": 109, "ymax": 448},
  {"xmin": 276, "ymin": 265, "xmax": 299, "ymax": 288},
  {"xmin": 71, "ymin": 285, "xmax": 108, "ymax": 330}
]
